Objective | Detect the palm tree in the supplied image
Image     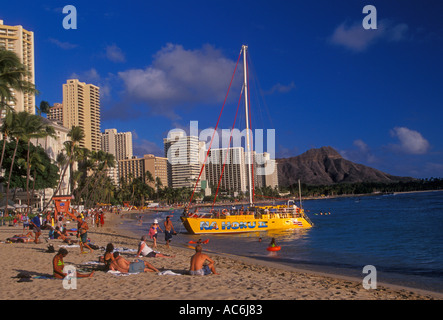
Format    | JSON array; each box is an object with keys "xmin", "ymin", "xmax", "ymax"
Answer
[
  {"xmin": 4, "ymin": 111, "xmax": 27, "ymax": 215},
  {"xmin": 84, "ymin": 151, "xmax": 115, "ymax": 208},
  {"xmin": 36, "ymin": 100, "xmax": 51, "ymax": 116},
  {"xmin": 0, "ymin": 108, "xmax": 14, "ymax": 171},
  {"xmin": 0, "ymin": 48, "xmax": 38, "ymax": 113},
  {"xmin": 42, "ymin": 126, "xmax": 84, "ymax": 211},
  {"xmin": 22, "ymin": 115, "xmax": 54, "ymax": 212}
]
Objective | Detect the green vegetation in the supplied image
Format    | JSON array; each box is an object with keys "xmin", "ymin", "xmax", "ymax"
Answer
[{"xmin": 283, "ymin": 178, "xmax": 443, "ymax": 198}]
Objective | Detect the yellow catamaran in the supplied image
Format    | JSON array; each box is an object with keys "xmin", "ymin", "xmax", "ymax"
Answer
[{"xmin": 181, "ymin": 45, "xmax": 313, "ymax": 234}]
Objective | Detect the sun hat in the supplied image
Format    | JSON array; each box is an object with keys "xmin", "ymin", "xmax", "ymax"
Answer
[{"xmin": 154, "ymin": 219, "xmax": 159, "ymax": 224}]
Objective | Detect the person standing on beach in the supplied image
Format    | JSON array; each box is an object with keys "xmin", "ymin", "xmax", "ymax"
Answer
[
  {"xmin": 164, "ymin": 216, "xmax": 176, "ymax": 249},
  {"xmin": 149, "ymin": 219, "xmax": 162, "ymax": 249},
  {"xmin": 22, "ymin": 213, "xmax": 30, "ymax": 232},
  {"xmin": 77, "ymin": 216, "xmax": 93, "ymax": 254},
  {"xmin": 190, "ymin": 245, "xmax": 219, "ymax": 275},
  {"xmin": 30, "ymin": 213, "xmax": 42, "ymax": 244},
  {"xmin": 99, "ymin": 211, "xmax": 105, "ymax": 227}
]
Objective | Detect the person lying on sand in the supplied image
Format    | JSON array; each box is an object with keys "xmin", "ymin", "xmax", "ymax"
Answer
[
  {"xmin": 54, "ymin": 227, "xmax": 77, "ymax": 245},
  {"xmin": 52, "ymin": 248, "xmax": 94, "ymax": 279},
  {"xmin": 137, "ymin": 236, "xmax": 174, "ymax": 258},
  {"xmin": 110, "ymin": 252, "xmax": 159, "ymax": 274},
  {"xmin": 6, "ymin": 232, "xmax": 34, "ymax": 243},
  {"xmin": 189, "ymin": 245, "xmax": 219, "ymax": 276}
]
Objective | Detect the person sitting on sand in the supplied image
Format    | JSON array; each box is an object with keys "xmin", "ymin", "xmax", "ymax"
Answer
[
  {"xmin": 102, "ymin": 243, "xmax": 115, "ymax": 271},
  {"xmin": 52, "ymin": 248, "xmax": 94, "ymax": 279},
  {"xmin": 137, "ymin": 236, "xmax": 174, "ymax": 258},
  {"xmin": 110, "ymin": 252, "xmax": 159, "ymax": 274},
  {"xmin": 189, "ymin": 245, "xmax": 219, "ymax": 276},
  {"xmin": 54, "ymin": 227, "xmax": 77, "ymax": 245}
]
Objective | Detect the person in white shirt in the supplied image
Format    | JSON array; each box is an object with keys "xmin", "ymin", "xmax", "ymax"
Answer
[{"xmin": 137, "ymin": 236, "xmax": 174, "ymax": 258}]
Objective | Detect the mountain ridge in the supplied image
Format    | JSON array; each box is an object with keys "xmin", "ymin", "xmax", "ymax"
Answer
[{"xmin": 276, "ymin": 146, "xmax": 414, "ymax": 186}]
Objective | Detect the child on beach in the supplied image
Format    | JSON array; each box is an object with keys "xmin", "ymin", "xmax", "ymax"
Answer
[{"xmin": 149, "ymin": 219, "xmax": 162, "ymax": 249}]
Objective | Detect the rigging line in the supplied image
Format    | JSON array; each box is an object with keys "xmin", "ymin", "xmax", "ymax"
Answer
[
  {"xmin": 188, "ymin": 49, "xmax": 242, "ymax": 207},
  {"xmin": 212, "ymin": 85, "xmax": 244, "ymax": 209},
  {"xmin": 247, "ymin": 53, "xmax": 267, "ymax": 133}
]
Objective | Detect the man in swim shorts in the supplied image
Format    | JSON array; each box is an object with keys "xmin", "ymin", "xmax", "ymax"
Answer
[
  {"xmin": 77, "ymin": 216, "xmax": 93, "ymax": 254},
  {"xmin": 110, "ymin": 252, "xmax": 159, "ymax": 273},
  {"xmin": 164, "ymin": 216, "xmax": 176, "ymax": 249},
  {"xmin": 30, "ymin": 213, "xmax": 42, "ymax": 243},
  {"xmin": 189, "ymin": 245, "xmax": 219, "ymax": 276}
]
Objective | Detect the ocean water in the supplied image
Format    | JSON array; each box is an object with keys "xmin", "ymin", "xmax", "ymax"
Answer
[{"xmin": 120, "ymin": 191, "xmax": 443, "ymax": 293}]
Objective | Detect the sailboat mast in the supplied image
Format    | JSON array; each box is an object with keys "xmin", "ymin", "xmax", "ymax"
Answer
[{"xmin": 242, "ymin": 45, "xmax": 253, "ymax": 206}]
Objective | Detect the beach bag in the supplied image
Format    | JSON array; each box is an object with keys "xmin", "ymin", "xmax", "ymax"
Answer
[{"xmin": 46, "ymin": 244, "xmax": 55, "ymax": 253}]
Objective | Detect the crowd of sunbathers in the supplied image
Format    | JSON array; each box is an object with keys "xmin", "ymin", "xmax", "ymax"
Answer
[{"xmin": 4, "ymin": 209, "xmax": 219, "ymax": 279}]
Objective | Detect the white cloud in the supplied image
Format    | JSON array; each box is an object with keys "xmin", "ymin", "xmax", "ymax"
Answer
[
  {"xmin": 341, "ymin": 139, "xmax": 378, "ymax": 164},
  {"xmin": 390, "ymin": 127, "xmax": 430, "ymax": 154},
  {"xmin": 265, "ymin": 81, "xmax": 296, "ymax": 94},
  {"xmin": 48, "ymin": 38, "xmax": 78, "ymax": 50},
  {"xmin": 118, "ymin": 43, "xmax": 240, "ymax": 119},
  {"xmin": 133, "ymin": 138, "xmax": 164, "ymax": 157},
  {"xmin": 329, "ymin": 19, "xmax": 409, "ymax": 52},
  {"xmin": 69, "ymin": 68, "xmax": 114, "ymax": 100},
  {"xmin": 106, "ymin": 44, "xmax": 126, "ymax": 63}
]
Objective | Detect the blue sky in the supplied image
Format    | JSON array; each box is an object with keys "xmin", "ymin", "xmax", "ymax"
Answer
[{"xmin": 2, "ymin": 0, "xmax": 443, "ymax": 179}]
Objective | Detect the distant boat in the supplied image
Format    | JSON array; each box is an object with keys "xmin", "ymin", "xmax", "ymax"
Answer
[{"xmin": 180, "ymin": 45, "xmax": 313, "ymax": 235}]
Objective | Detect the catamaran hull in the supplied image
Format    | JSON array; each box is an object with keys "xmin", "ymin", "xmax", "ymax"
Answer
[{"xmin": 181, "ymin": 215, "xmax": 312, "ymax": 235}]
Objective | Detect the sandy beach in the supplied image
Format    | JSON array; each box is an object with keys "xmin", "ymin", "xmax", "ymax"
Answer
[{"xmin": 0, "ymin": 212, "xmax": 441, "ymax": 301}]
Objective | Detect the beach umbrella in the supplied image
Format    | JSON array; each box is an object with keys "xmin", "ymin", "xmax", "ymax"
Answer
[
  {"xmin": 0, "ymin": 204, "xmax": 15, "ymax": 209},
  {"xmin": 0, "ymin": 198, "xmax": 16, "ymax": 209}
]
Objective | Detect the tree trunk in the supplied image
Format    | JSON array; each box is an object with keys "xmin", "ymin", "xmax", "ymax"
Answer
[{"xmin": 5, "ymin": 138, "xmax": 19, "ymax": 216}]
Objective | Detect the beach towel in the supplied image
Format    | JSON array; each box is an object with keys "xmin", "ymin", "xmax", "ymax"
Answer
[
  {"xmin": 113, "ymin": 247, "xmax": 137, "ymax": 253},
  {"xmin": 81, "ymin": 261, "xmax": 104, "ymax": 266},
  {"xmin": 158, "ymin": 270, "xmax": 181, "ymax": 276},
  {"xmin": 107, "ymin": 270, "xmax": 139, "ymax": 276},
  {"xmin": 59, "ymin": 244, "xmax": 80, "ymax": 248}
]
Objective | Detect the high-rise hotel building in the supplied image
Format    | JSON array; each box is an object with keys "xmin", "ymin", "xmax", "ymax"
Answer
[
  {"xmin": 101, "ymin": 129, "xmax": 133, "ymax": 186},
  {"xmin": 0, "ymin": 19, "xmax": 35, "ymax": 115},
  {"xmin": 62, "ymin": 79, "xmax": 101, "ymax": 151},
  {"xmin": 47, "ymin": 103, "xmax": 64, "ymax": 124},
  {"xmin": 118, "ymin": 154, "xmax": 169, "ymax": 190},
  {"xmin": 101, "ymin": 129, "xmax": 133, "ymax": 161},
  {"xmin": 163, "ymin": 131, "xmax": 203, "ymax": 189}
]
